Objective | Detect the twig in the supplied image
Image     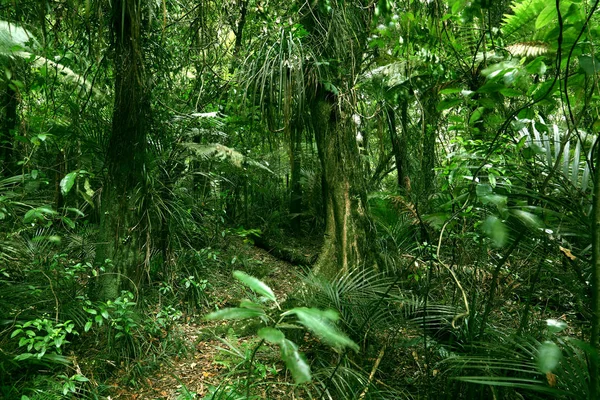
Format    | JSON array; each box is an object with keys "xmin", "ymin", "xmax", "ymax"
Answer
[{"xmin": 357, "ymin": 345, "xmax": 385, "ymax": 400}]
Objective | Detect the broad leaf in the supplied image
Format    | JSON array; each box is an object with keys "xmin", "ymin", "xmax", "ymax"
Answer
[
  {"xmin": 482, "ymin": 215, "xmax": 507, "ymax": 248},
  {"xmin": 60, "ymin": 172, "xmax": 78, "ymax": 195},
  {"xmin": 258, "ymin": 327, "xmax": 285, "ymax": 344},
  {"xmin": 283, "ymin": 307, "xmax": 358, "ymax": 351},
  {"xmin": 536, "ymin": 341, "xmax": 561, "ymax": 373},
  {"xmin": 579, "ymin": 55, "xmax": 600, "ymax": 75},
  {"xmin": 280, "ymin": 339, "xmax": 311, "ymax": 384},
  {"xmin": 204, "ymin": 307, "xmax": 265, "ymax": 321},
  {"xmin": 233, "ymin": 271, "xmax": 277, "ymax": 303},
  {"xmin": 535, "ymin": 5, "xmax": 556, "ymax": 30}
]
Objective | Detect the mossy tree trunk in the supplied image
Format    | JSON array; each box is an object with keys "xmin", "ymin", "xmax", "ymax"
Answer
[
  {"xmin": 301, "ymin": 0, "xmax": 374, "ymax": 278},
  {"xmin": 1, "ymin": 62, "xmax": 18, "ymax": 176},
  {"xmin": 591, "ymin": 139, "xmax": 600, "ymax": 398},
  {"xmin": 311, "ymin": 88, "xmax": 373, "ymax": 279},
  {"xmin": 94, "ymin": 0, "xmax": 150, "ymax": 300}
]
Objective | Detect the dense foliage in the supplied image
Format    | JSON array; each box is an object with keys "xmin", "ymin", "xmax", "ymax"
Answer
[{"xmin": 1, "ymin": 0, "xmax": 600, "ymax": 398}]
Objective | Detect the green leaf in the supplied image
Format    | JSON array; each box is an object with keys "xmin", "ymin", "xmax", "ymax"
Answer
[
  {"xmin": 579, "ymin": 55, "xmax": 600, "ymax": 75},
  {"xmin": 476, "ymin": 183, "xmax": 492, "ymax": 198},
  {"xmin": 204, "ymin": 307, "xmax": 265, "ymax": 321},
  {"xmin": 60, "ymin": 172, "xmax": 78, "ymax": 196},
  {"xmin": 499, "ymin": 88, "xmax": 522, "ymax": 97},
  {"xmin": 84, "ymin": 321, "xmax": 93, "ymax": 332},
  {"xmin": 439, "ymin": 88, "xmax": 462, "ymax": 95},
  {"xmin": 239, "ymin": 299, "xmax": 263, "ymax": 311},
  {"xmin": 14, "ymin": 353, "xmax": 33, "ymax": 361},
  {"xmin": 283, "ymin": 307, "xmax": 358, "ymax": 351},
  {"xmin": 280, "ymin": 339, "xmax": 311, "ymax": 384},
  {"xmin": 546, "ymin": 319, "xmax": 567, "ymax": 334},
  {"xmin": 24, "ymin": 207, "xmax": 57, "ymax": 223},
  {"xmin": 535, "ymin": 5, "xmax": 556, "ymax": 29},
  {"xmin": 437, "ymin": 98, "xmax": 462, "ymax": 111},
  {"xmin": 536, "ymin": 341, "xmax": 561, "ymax": 373},
  {"xmin": 232, "ymin": 271, "xmax": 277, "ymax": 303},
  {"xmin": 512, "ymin": 209, "xmax": 542, "ymax": 229},
  {"xmin": 258, "ymin": 327, "xmax": 285, "ymax": 344},
  {"xmin": 72, "ymin": 375, "xmax": 89, "ymax": 382},
  {"xmin": 482, "ymin": 215, "xmax": 507, "ymax": 248},
  {"xmin": 469, "ymin": 107, "xmax": 485, "ymax": 125}
]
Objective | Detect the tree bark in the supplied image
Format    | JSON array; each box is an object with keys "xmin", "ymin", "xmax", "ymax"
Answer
[
  {"xmin": 385, "ymin": 101, "xmax": 409, "ymax": 191},
  {"xmin": 94, "ymin": 0, "xmax": 150, "ymax": 300},
  {"xmin": 1, "ymin": 65, "xmax": 18, "ymax": 176},
  {"xmin": 591, "ymin": 139, "xmax": 600, "ymax": 398},
  {"xmin": 289, "ymin": 118, "xmax": 303, "ymax": 228},
  {"xmin": 311, "ymin": 88, "xmax": 372, "ymax": 278},
  {"xmin": 418, "ymin": 89, "xmax": 439, "ymax": 208}
]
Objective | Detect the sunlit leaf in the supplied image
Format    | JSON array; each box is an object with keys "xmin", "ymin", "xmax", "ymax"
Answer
[
  {"xmin": 282, "ymin": 307, "xmax": 358, "ymax": 351},
  {"xmin": 60, "ymin": 172, "xmax": 78, "ymax": 195},
  {"xmin": 280, "ymin": 339, "xmax": 311, "ymax": 384},
  {"xmin": 258, "ymin": 327, "xmax": 285, "ymax": 344},
  {"xmin": 536, "ymin": 341, "xmax": 561, "ymax": 373},
  {"xmin": 482, "ymin": 215, "xmax": 507, "ymax": 248},
  {"xmin": 204, "ymin": 307, "xmax": 265, "ymax": 321},
  {"xmin": 233, "ymin": 271, "xmax": 277, "ymax": 303}
]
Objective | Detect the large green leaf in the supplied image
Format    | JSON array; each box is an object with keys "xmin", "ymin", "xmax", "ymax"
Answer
[
  {"xmin": 536, "ymin": 341, "xmax": 561, "ymax": 373},
  {"xmin": 258, "ymin": 327, "xmax": 285, "ymax": 344},
  {"xmin": 233, "ymin": 271, "xmax": 277, "ymax": 304},
  {"xmin": 204, "ymin": 307, "xmax": 265, "ymax": 321},
  {"xmin": 282, "ymin": 307, "xmax": 359, "ymax": 351},
  {"xmin": 482, "ymin": 215, "xmax": 507, "ymax": 248},
  {"xmin": 280, "ymin": 339, "xmax": 311, "ymax": 384},
  {"xmin": 60, "ymin": 172, "xmax": 78, "ymax": 195},
  {"xmin": 0, "ymin": 20, "xmax": 36, "ymax": 56},
  {"xmin": 535, "ymin": 5, "xmax": 556, "ymax": 30},
  {"xmin": 23, "ymin": 207, "xmax": 58, "ymax": 224}
]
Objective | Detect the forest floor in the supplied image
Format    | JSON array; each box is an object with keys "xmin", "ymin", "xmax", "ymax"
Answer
[{"xmin": 108, "ymin": 239, "xmax": 311, "ymax": 399}]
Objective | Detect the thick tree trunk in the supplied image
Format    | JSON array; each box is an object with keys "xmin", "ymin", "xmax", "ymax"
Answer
[
  {"xmin": 311, "ymin": 89, "xmax": 372, "ymax": 278},
  {"xmin": 94, "ymin": 0, "xmax": 150, "ymax": 300}
]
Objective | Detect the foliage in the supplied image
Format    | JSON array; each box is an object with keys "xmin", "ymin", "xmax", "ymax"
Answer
[{"xmin": 205, "ymin": 270, "xmax": 358, "ymax": 387}]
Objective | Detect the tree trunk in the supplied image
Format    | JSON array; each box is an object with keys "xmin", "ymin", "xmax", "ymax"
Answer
[
  {"xmin": 591, "ymin": 140, "xmax": 600, "ymax": 398},
  {"xmin": 418, "ymin": 89, "xmax": 439, "ymax": 208},
  {"xmin": 94, "ymin": 0, "xmax": 150, "ymax": 300},
  {"xmin": 311, "ymin": 89, "xmax": 372, "ymax": 278},
  {"xmin": 289, "ymin": 119, "xmax": 303, "ymax": 228},
  {"xmin": 385, "ymin": 101, "xmax": 409, "ymax": 191},
  {"xmin": 1, "ymin": 65, "xmax": 18, "ymax": 176}
]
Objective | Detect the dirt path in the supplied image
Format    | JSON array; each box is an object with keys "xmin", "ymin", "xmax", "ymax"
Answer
[{"xmin": 109, "ymin": 243, "xmax": 306, "ymax": 399}]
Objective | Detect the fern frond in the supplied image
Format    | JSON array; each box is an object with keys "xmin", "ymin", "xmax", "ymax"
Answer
[
  {"xmin": 181, "ymin": 143, "xmax": 273, "ymax": 173},
  {"xmin": 502, "ymin": 0, "xmax": 548, "ymax": 38},
  {"xmin": 506, "ymin": 42, "xmax": 549, "ymax": 58}
]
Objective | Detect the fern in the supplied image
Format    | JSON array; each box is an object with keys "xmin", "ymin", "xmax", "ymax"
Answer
[
  {"xmin": 502, "ymin": 0, "xmax": 548, "ymax": 39},
  {"xmin": 181, "ymin": 143, "xmax": 273, "ymax": 173}
]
